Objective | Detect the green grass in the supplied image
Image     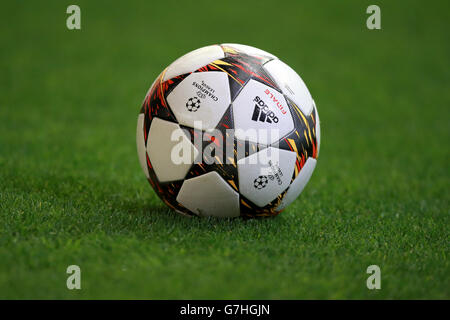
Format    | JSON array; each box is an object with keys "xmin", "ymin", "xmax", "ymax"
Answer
[{"xmin": 0, "ymin": 0, "xmax": 449, "ymax": 299}]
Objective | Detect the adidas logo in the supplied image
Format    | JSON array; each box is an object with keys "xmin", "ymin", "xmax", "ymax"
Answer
[{"xmin": 251, "ymin": 104, "xmax": 279, "ymax": 123}]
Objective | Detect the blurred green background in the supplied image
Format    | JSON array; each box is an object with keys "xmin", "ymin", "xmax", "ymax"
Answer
[{"xmin": 0, "ymin": 0, "xmax": 448, "ymax": 299}]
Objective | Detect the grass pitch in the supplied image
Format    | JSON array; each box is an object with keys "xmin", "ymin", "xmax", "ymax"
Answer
[{"xmin": 0, "ymin": 0, "xmax": 449, "ymax": 299}]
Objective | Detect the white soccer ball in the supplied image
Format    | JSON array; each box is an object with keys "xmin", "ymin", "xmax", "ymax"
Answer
[{"xmin": 136, "ymin": 44, "xmax": 320, "ymax": 218}]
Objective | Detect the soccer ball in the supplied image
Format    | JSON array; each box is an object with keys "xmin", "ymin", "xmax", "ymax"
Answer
[{"xmin": 136, "ymin": 44, "xmax": 320, "ymax": 218}]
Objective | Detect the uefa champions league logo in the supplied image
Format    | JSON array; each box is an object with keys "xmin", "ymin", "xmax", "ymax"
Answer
[
  {"xmin": 186, "ymin": 97, "xmax": 201, "ymax": 112},
  {"xmin": 253, "ymin": 176, "xmax": 269, "ymax": 189}
]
